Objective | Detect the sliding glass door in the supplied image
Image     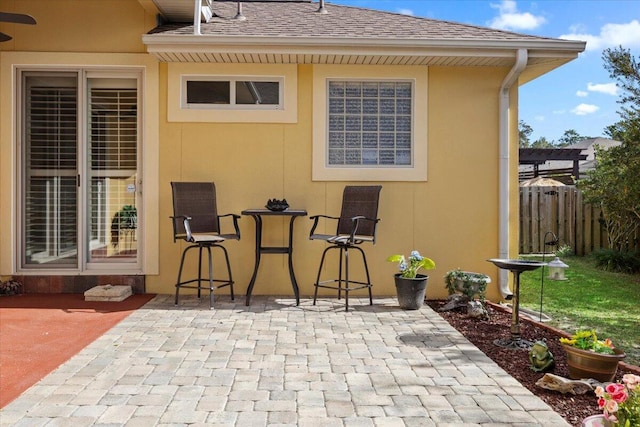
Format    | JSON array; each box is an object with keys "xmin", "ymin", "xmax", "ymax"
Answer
[{"xmin": 21, "ymin": 70, "xmax": 140, "ymax": 270}]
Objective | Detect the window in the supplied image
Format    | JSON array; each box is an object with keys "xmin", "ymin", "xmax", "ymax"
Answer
[
  {"xmin": 313, "ymin": 65, "xmax": 428, "ymax": 181},
  {"xmin": 19, "ymin": 70, "xmax": 141, "ymax": 270},
  {"xmin": 168, "ymin": 64, "xmax": 297, "ymax": 123},
  {"xmin": 327, "ymin": 80, "xmax": 413, "ymax": 167},
  {"xmin": 182, "ymin": 76, "xmax": 282, "ymax": 109}
]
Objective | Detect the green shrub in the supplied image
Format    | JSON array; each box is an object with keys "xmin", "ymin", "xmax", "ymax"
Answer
[{"xmin": 591, "ymin": 249, "xmax": 640, "ymax": 273}]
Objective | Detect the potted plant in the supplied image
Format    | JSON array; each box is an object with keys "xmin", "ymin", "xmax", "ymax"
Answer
[
  {"xmin": 387, "ymin": 250, "xmax": 435, "ymax": 310},
  {"xmin": 111, "ymin": 205, "xmax": 137, "ymax": 247},
  {"xmin": 444, "ymin": 269, "xmax": 491, "ymax": 301},
  {"xmin": 559, "ymin": 329, "xmax": 626, "ymax": 382},
  {"xmin": 583, "ymin": 373, "xmax": 640, "ymax": 426}
]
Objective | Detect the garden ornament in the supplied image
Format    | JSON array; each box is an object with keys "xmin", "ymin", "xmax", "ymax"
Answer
[{"xmin": 528, "ymin": 340, "xmax": 555, "ymax": 372}]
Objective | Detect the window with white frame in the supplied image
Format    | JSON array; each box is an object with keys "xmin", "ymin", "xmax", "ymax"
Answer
[
  {"xmin": 182, "ymin": 76, "xmax": 283, "ymax": 109},
  {"xmin": 19, "ymin": 69, "xmax": 141, "ymax": 270},
  {"xmin": 312, "ymin": 65, "xmax": 428, "ymax": 182},
  {"xmin": 327, "ymin": 80, "xmax": 413, "ymax": 167}
]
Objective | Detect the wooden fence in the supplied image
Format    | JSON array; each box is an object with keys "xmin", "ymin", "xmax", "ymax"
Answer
[{"xmin": 519, "ymin": 186, "xmax": 640, "ymax": 255}]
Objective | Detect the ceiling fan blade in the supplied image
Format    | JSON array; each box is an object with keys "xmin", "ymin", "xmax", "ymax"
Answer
[
  {"xmin": 0, "ymin": 12, "xmax": 36, "ymax": 25},
  {"xmin": 0, "ymin": 32, "xmax": 12, "ymax": 42}
]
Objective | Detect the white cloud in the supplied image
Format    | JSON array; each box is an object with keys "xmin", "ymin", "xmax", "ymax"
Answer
[
  {"xmin": 587, "ymin": 82, "xmax": 619, "ymax": 96},
  {"xmin": 534, "ymin": 115, "xmax": 545, "ymax": 121},
  {"xmin": 553, "ymin": 110, "xmax": 566, "ymax": 115},
  {"xmin": 397, "ymin": 8, "xmax": 414, "ymax": 16},
  {"xmin": 488, "ymin": 0, "xmax": 546, "ymax": 31},
  {"xmin": 576, "ymin": 90, "xmax": 588, "ymax": 97},
  {"xmin": 560, "ymin": 20, "xmax": 640, "ymax": 51},
  {"xmin": 571, "ymin": 104, "xmax": 600, "ymax": 115}
]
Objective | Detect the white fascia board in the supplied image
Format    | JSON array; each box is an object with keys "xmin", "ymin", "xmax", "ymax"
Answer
[
  {"xmin": 142, "ymin": 35, "xmax": 585, "ymax": 59},
  {"xmin": 143, "ymin": 34, "xmax": 585, "ymax": 52}
]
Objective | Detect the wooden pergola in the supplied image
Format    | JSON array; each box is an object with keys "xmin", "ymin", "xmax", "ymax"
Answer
[{"xmin": 519, "ymin": 148, "xmax": 587, "ymax": 181}]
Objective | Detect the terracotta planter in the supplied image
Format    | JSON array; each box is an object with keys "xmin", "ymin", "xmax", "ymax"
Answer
[
  {"xmin": 562, "ymin": 344, "xmax": 626, "ymax": 382},
  {"xmin": 394, "ymin": 274, "xmax": 428, "ymax": 310}
]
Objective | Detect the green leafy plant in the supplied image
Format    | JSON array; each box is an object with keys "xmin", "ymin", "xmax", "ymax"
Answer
[
  {"xmin": 387, "ymin": 250, "xmax": 435, "ymax": 279},
  {"xmin": 556, "ymin": 244, "xmax": 574, "ymax": 258},
  {"xmin": 595, "ymin": 373, "xmax": 640, "ymax": 426},
  {"xmin": 592, "ymin": 249, "xmax": 640, "ymax": 274},
  {"xmin": 111, "ymin": 205, "xmax": 137, "ymax": 247},
  {"xmin": 444, "ymin": 269, "xmax": 489, "ymax": 301},
  {"xmin": 559, "ymin": 329, "xmax": 616, "ymax": 354}
]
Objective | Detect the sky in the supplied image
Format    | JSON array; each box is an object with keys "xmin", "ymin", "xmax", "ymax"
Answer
[{"xmin": 329, "ymin": 0, "xmax": 640, "ymax": 143}]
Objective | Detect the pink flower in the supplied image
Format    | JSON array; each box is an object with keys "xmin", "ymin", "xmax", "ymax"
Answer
[
  {"xmin": 606, "ymin": 383, "xmax": 624, "ymax": 394},
  {"xmin": 604, "ymin": 399, "xmax": 619, "ymax": 414},
  {"xmin": 623, "ymin": 374, "xmax": 640, "ymax": 391},
  {"xmin": 606, "ymin": 383, "xmax": 628, "ymax": 403}
]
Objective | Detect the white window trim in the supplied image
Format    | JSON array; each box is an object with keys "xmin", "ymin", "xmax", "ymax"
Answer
[
  {"xmin": 181, "ymin": 75, "xmax": 284, "ymax": 110},
  {"xmin": 168, "ymin": 63, "xmax": 297, "ymax": 123},
  {"xmin": 313, "ymin": 65, "xmax": 428, "ymax": 181}
]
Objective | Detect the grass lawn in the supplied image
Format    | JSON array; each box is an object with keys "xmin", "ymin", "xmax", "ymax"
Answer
[{"xmin": 517, "ymin": 254, "xmax": 640, "ymax": 367}]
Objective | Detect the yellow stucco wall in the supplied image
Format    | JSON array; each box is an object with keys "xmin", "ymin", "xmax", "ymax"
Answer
[
  {"xmin": 148, "ymin": 62, "xmax": 512, "ymax": 301},
  {"xmin": 0, "ymin": 0, "xmax": 522, "ymax": 302},
  {"xmin": 0, "ymin": 0, "xmax": 154, "ymax": 53}
]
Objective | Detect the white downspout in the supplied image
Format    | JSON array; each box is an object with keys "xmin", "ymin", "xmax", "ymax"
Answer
[
  {"xmin": 193, "ymin": 0, "xmax": 201, "ymax": 35},
  {"xmin": 498, "ymin": 48, "xmax": 528, "ymax": 299}
]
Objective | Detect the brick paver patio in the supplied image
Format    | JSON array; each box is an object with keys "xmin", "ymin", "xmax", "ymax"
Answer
[{"xmin": 0, "ymin": 295, "xmax": 570, "ymax": 426}]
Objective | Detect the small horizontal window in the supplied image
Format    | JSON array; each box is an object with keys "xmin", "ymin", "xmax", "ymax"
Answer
[{"xmin": 182, "ymin": 76, "xmax": 282, "ymax": 110}]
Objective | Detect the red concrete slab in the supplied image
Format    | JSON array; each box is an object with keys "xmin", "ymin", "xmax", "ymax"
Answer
[{"xmin": 0, "ymin": 293, "xmax": 155, "ymax": 408}]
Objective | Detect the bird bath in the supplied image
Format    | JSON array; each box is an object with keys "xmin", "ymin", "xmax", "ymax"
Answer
[{"xmin": 488, "ymin": 259, "xmax": 547, "ymax": 349}]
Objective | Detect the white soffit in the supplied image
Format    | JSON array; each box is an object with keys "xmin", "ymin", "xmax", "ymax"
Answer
[{"xmin": 152, "ymin": 0, "xmax": 213, "ymax": 22}]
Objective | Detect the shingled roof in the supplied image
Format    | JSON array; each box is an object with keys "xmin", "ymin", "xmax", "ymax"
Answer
[
  {"xmin": 150, "ymin": 1, "xmax": 557, "ymax": 41},
  {"xmin": 142, "ymin": 0, "xmax": 585, "ymax": 82}
]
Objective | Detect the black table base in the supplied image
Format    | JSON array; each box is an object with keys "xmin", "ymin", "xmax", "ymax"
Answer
[{"xmin": 241, "ymin": 209, "xmax": 307, "ymax": 306}]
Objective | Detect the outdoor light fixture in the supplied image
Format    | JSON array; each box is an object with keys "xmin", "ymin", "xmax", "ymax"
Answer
[{"xmin": 547, "ymin": 257, "xmax": 569, "ymax": 281}]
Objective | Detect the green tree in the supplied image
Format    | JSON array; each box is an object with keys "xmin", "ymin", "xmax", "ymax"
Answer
[
  {"xmin": 557, "ymin": 129, "xmax": 587, "ymax": 147},
  {"xmin": 531, "ymin": 136, "xmax": 553, "ymax": 148},
  {"xmin": 578, "ymin": 47, "xmax": 640, "ymax": 252},
  {"xmin": 602, "ymin": 46, "xmax": 640, "ymax": 143},
  {"xmin": 519, "ymin": 120, "xmax": 533, "ymax": 147}
]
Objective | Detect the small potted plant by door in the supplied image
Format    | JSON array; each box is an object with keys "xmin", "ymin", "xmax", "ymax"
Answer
[
  {"xmin": 444, "ymin": 269, "xmax": 491, "ymax": 301},
  {"xmin": 387, "ymin": 250, "xmax": 435, "ymax": 310}
]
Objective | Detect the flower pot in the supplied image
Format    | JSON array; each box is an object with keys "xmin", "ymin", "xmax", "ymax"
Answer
[
  {"xmin": 581, "ymin": 414, "xmax": 613, "ymax": 427},
  {"xmin": 445, "ymin": 270, "xmax": 491, "ymax": 300},
  {"xmin": 562, "ymin": 344, "xmax": 626, "ymax": 382},
  {"xmin": 394, "ymin": 273, "xmax": 428, "ymax": 310},
  {"xmin": 453, "ymin": 272, "xmax": 490, "ymax": 296}
]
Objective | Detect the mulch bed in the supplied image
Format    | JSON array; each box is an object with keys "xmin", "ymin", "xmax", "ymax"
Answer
[{"xmin": 426, "ymin": 300, "xmax": 640, "ymax": 427}]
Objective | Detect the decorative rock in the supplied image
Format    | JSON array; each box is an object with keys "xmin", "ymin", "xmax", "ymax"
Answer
[
  {"xmin": 535, "ymin": 373, "xmax": 594, "ymax": 395},
  {"xmin": 438, "ymin": 294, "xmax": 469, "ymax": 312},
  {"xmin": 84, "ymin": 284, "xmax": 132, "ymax": 302},
  {"xmin": 467, "ymin": 300, "xmax": 489, "ymax": 320}
]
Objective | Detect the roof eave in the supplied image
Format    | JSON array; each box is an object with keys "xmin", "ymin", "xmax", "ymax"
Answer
[
  {"xmin": 142, "ymin": 34, "xmax": 585, "ymax": 78},
  {"xmin": 142, "ymin": 33, "xmax": 586, "ymax": 52}
]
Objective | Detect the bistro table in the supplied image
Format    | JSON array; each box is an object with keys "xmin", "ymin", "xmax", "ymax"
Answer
[{"xmin": 241, "ymin": 208, "xmax": 307, "ymax": 306}]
